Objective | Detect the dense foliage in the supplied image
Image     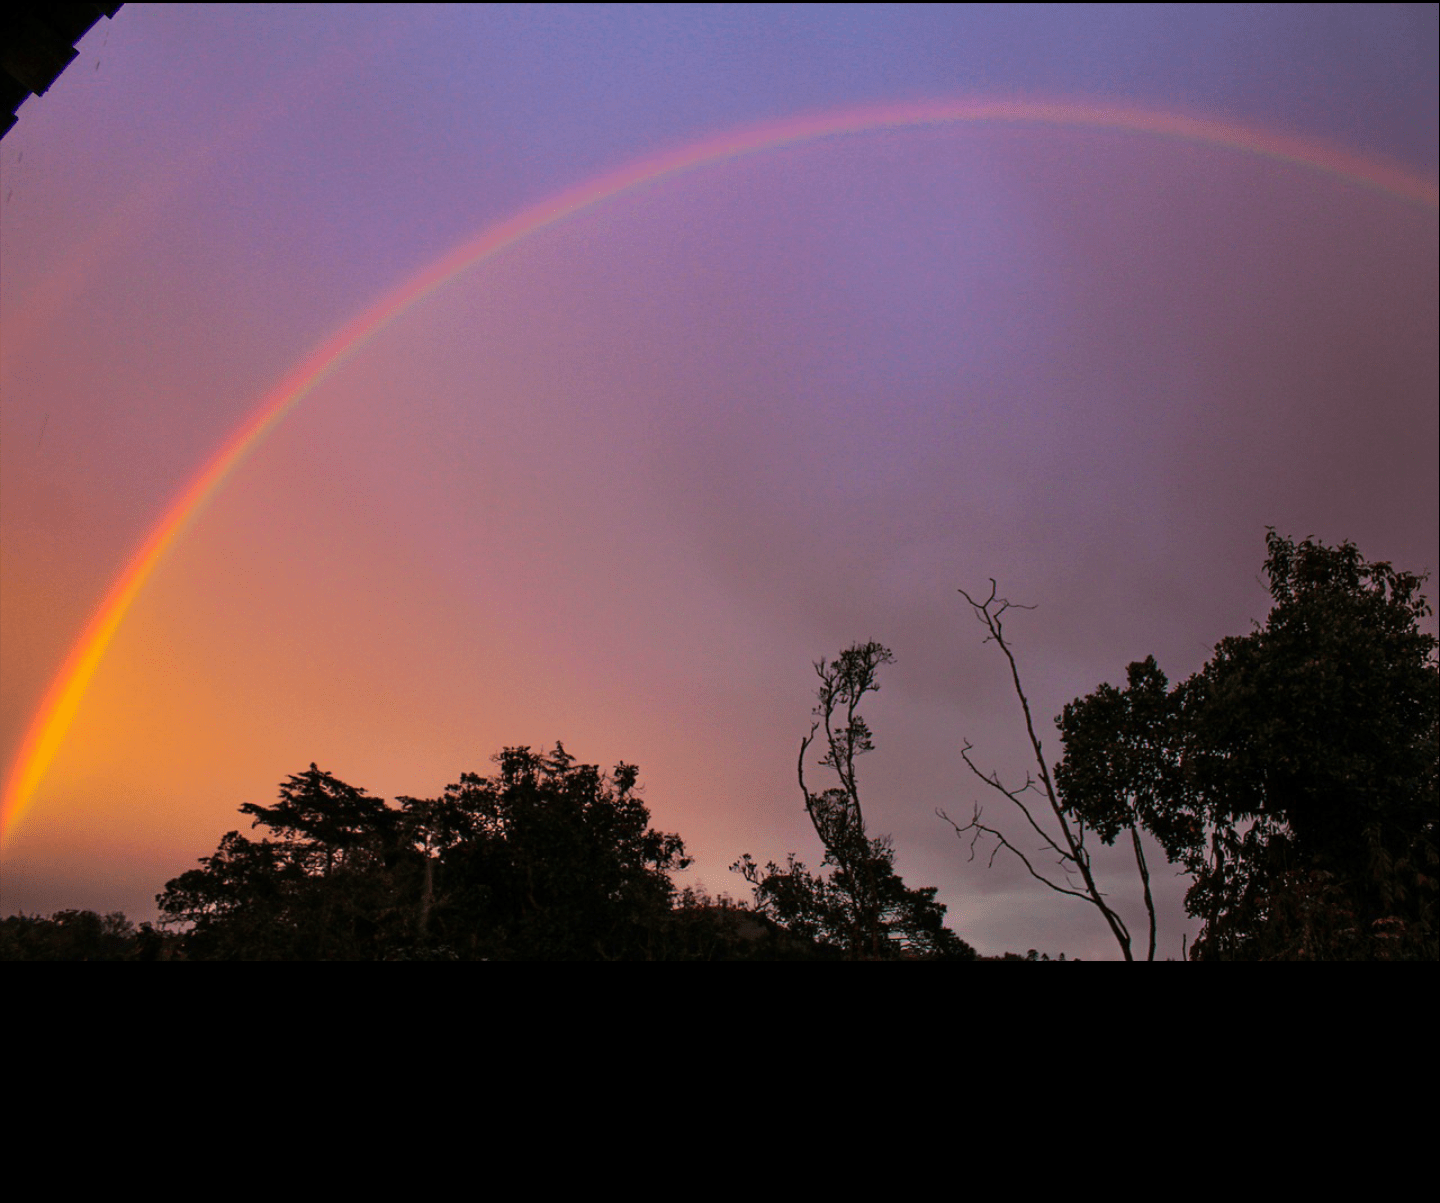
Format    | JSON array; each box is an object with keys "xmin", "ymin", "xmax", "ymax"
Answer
[
  {"xmin": 144, "ymin": 732, "xmax": 975, "ymax": 960},
  {"xmin": 1056, "ymin": 531, "xmax": 1438, "ymax": 959},
  {"xmin": 0, "ymin": 909, "xmax": 165, "ymax": 960},
  {"xmin": 156, "ymin": 744, "xmax": 698, "ymax": 959}
]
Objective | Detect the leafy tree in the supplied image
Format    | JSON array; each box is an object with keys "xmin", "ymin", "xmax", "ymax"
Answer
[
  {"xmin": 801, "ymin": 641, "xmax": 892, "ymax": 955},
  {"xmin": 238, "ymin": 763, "xmax": 397, "ymax": 879},
  {"xmin": 423, "ymin": 743, "xmax": 692, "ymax": 959},
  {"xmin": 1055, "ymin": 531, "xmax": 1439, "ymax": 960},
  {"xmin": 158, "ymin": 765, "xmax": 401, "ymax": 959},
  {"xmin": 159, "ymin": 747, "xmax": 693, "ymax": 959},
  {"xmin": 734, "ymin": 642, "xmax": 977, "ymax": 959}
]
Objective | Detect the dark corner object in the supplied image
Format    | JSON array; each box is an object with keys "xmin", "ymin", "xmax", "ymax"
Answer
[{"xmin": 2, "ymin": 3, "xmax": 122, "ymax": 141}]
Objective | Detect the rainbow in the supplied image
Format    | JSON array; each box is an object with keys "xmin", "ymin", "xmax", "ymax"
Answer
[{"xmin": 2, "ymin": 97, "xmax": 1435, "ymax": 844}]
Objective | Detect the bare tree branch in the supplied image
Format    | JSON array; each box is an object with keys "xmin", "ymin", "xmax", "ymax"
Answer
[
  {"xmin": 952, "ymin": 583, "xmax": 1140, "ymax": 960},
  {"xmin": 957, "ymin": 739, "xmax": 1072, "ymax": 862},
  {"xmin": 937, "ymin": 805, "xmax": 1100, "ymax": 903}
]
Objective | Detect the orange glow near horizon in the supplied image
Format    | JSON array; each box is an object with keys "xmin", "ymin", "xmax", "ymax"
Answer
[{"xmin": 3, "ymin": 96, "xmax": 1435, "ymax": 846}]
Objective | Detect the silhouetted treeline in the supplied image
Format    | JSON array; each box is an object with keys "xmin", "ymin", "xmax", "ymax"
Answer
[
  {"xmin": 0, "ymin": 909, "xmax": 180, "ymax": 960},
  {"xmin": 3, "ymin": 742, "xmax": 973, "ymax": 960},
  {"xmin": 86, "ymin": 741, "xmax": 965, "ymax": 960},
  {"xmin": 11, "ymin": 529, "xmax": 1430, "ymax": 960}
]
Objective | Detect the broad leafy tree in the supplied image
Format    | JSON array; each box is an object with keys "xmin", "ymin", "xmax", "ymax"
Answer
[
  {"xmin": 158, "ymin": 765, "xmax": 401, "ymax": 958},
  {"xmin": 422, "ymin": 743, "xmax": 692, "ymax": 959},
  {"xmin": 158, "ymin": 745, "xmax": 693, "ymax": 959},
  {"xmin": 1056, "ymin": 531, "xmax": 1438, "ymax": 959}
]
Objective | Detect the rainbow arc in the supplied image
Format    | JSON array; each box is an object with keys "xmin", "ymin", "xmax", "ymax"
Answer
[{"xmin": 3, "ymin": 97, "xmax": 1435, "ymax": 844}]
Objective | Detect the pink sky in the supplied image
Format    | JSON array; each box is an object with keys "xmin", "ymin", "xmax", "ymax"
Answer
[{"xmin": 2, "ymin": 6, "xmax": 1435, "ymax": 956}]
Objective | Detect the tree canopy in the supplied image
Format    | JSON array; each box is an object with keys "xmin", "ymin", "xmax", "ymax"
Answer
[
  {"xmin": 157, "ymin": 744, "xmax": 694, "ymax": 959},
  {"xmin": 0, "ymin": 909, "xmax": 147, "ymax": 960},
  {"xmin": 1055, "ymin": 531, "xmax": 1438, "ymax": 959},
  {"xmin": 428, "ymin": 744, "xmax": 691, "ymax": 958}
]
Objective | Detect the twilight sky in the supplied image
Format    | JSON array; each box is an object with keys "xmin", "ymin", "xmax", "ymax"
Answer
[{"xmin": 1, "ymin": 4, "xmax": 1435, "ymax": 957}]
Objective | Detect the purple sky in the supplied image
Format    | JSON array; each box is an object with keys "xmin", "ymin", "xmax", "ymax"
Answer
[{"xmin": 2, "ymin": 4, "xmax": 1435, "ymax": 957}]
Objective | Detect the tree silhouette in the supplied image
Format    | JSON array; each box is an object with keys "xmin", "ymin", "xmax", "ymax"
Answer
[
  {"xmin": 419, "ymin": 743, "xmax": 691, "ymax": 959},
  {"xmin": 735, "ymin": 642, "xmax": 976, "ymax": 959},
  {"xmin": 1055, "ymin": 531, "xmax": 1438, "ymax": 959},
  {"xmin": 157, "ymin": 745, "xmax": 693, "ymax": 959},
  {"xmin": 0, "ymin": 909, "xmax": 138, "ymax": 960},
  {"xmin": 157, "ymin": 765, "xmax": 400, "ymax": 959}
]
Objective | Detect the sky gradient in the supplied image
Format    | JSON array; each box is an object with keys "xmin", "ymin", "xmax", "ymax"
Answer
[{"xmin": 2, "ymin": 4, "xmax": 1436, "ymax": 957}]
